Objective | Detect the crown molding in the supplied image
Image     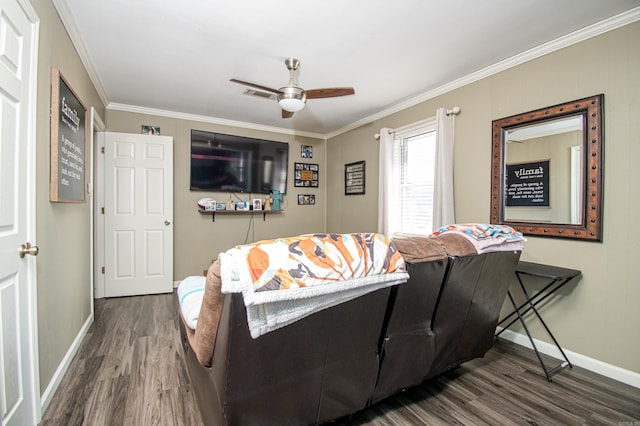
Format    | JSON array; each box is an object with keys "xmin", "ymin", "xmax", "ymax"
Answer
[
  {"xmin": 326, "ymin": 6, "xmax": 640, "ymax": 139},
  {"xmin": 53, "ymin": 0, "xmax": 109, "ymax": 107},
  {"xmin": 107, "ymin": 103, "xmax": 326, "ymax": 140}
]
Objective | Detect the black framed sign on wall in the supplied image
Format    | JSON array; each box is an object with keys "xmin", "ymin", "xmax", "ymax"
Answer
[
  {"xmin": 505, "ymin": 160, "xmax": 550, "ymax": 207},
  {"xmin": 50, "ymin": 68, "xmax": 87, "ymax": 203},
  {"xmin": 345, "ymin": 161, "xmax": 365, "ymax": 195}
]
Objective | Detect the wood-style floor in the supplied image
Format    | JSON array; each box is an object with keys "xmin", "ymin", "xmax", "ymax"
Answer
[{"xmin": 40, "ymin": 293, "xmax": 640, "ymax": 426}]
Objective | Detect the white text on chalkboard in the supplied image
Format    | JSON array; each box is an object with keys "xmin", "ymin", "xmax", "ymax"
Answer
[
  {"xmin": 59, "ymin": 134, "xmax": 83, "ymax": 185},
  {"xmin": 514, "ymin": 166, "xmax": 544, "ymax": 178},
  {"xmin": 61, "ymin": 96, "xmax": 80, "ymax": 132}
]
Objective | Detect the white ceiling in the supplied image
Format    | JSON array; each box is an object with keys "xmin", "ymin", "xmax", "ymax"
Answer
[{"xmin": 56, "ymin": 0, "xmax": 640, "ymax": 138}]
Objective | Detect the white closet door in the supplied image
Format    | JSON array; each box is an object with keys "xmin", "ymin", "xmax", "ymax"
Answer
[{"xmin": 103, "ymin": 132, "xmax": 173, "ymax": 297}]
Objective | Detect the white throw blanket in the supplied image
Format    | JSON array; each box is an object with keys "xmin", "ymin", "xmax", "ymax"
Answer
[
  {"xmin": 177, "ymin": 275, "xmax": 206, "ymax": 329},
  {"xmin": 219, "ymin": 233, "xmax": 409, "ymax": 338}
]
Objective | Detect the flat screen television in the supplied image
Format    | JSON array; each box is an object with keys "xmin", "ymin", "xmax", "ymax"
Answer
[{"xmin": 190, "ymin": 130, "xmax": 289, "ymax": 194}]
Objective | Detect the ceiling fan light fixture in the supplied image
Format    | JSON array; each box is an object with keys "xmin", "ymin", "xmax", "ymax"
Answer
[
  {"xmin": 277, "ymin": 87, "xmax": 306, "ymax": 112},
  {"xmin": 231, "ymin": 58, "xmax": 354, "ymax": 118}
]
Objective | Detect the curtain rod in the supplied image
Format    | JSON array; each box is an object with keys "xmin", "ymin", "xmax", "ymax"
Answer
[{"xmin": 374, "ymin": 106, "xmax": 461, "ymax": 140}]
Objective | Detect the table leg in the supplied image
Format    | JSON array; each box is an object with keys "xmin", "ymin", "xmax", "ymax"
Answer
[{"xmin": 505, "ymin": 290, "xmax": 553, "ymax": 380}]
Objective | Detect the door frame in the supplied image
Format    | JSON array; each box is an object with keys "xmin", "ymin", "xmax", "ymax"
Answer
[
  {"xmin": 94, "ymin": 131, "xmax": 174, "ymax": 298},
  {"xmin": 92, "ymin": 118, "xmax": 105, "ymax": 299}
]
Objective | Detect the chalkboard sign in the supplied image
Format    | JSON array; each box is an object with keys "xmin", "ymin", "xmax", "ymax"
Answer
[
  {"xmin": 505, "ymin": 160, "xmax": 550, "ymax": 207},
  {"xmin": 50, "ymin": 69, "xmax": 87, "ymax": 203}
]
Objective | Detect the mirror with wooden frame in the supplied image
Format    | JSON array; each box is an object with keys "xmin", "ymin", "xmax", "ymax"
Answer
[{"xmin": 490, "ymin": 94, "xmax": 604, "ymax": 241}]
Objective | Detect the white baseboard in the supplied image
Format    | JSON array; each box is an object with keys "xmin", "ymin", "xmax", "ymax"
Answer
[
  {"xmin": 497, "ymin": 328, "xmax": 640, "ymax": 389},
  {"xmin": 40, "ymin": 314, "xmax": 93, "ymax": 414}
]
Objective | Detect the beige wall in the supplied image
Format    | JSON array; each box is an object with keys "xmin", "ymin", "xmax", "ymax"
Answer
[
  {"xmin": 327, "ymin": 22, "xmax": 640, "ymax": 373},
  {"xmin": 105, "ymin": 110, "xmax": 326, "ymax": 280},
  {"xmin": 31, "ymin": 0, "xmax": 106, "ymax": 392}
]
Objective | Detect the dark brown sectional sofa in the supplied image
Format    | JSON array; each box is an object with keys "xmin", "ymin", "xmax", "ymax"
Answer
[{"xmin": 177, "ymin": 234, "xmax": 521, "ymax": 425}]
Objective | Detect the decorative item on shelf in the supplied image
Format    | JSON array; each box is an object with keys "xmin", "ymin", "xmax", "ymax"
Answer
[
  {"xmin": 226, "ymin": 199, "xmax": 235, "ymax": 211},
  {"xmin": 215, "ymin": 202, "xmax": 226, "ymax": 211},
  {"xmin": 270, "ymin": 190, "xmax": 283, "ymax": 211},
  {"xmin": 197, "ymin": 198, "xmax": 216, "ymax": 211},
  {"xmin": 263, "ymin": 195, "xmax": 273, "ymax": 211},
  {"xmin": 236, "ymin": 201, "xmax": 250, "ymax": 211},
  {"xmin": 252, "ymin": 198, "xmax": 263, "ymax": 211}
]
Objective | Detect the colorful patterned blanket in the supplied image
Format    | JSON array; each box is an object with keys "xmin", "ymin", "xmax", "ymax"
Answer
[
  {"xmin": 431, "ymin": 223, "xmax": 525, "ymax": 253},
  {"xmin": 220, "ymin": 233, "xmax": 409, "ymax": 338}
]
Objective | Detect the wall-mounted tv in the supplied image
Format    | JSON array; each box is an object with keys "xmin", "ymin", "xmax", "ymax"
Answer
[{"xmin": 190, "ymin": 130, "xmax": 289, "ymax": 194}]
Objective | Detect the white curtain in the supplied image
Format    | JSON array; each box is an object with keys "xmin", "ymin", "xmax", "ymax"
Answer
[
  {"xmin": 377, "ymin": 128, "xmax": 395, "ymax": 236},
  {"xmin": 433, "ymin": 108, "xmax": 455, "ymax": 229}
]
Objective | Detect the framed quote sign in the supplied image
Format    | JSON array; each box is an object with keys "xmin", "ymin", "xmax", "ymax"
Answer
[
  {"xmin": 50, "ymin": 68, "xmax": 87, "ymax": 203},
  {"xmin": 345, "ymin": 161, "xmax": 365, "ymax": 195},
  {"xmin": 505, "ymin": 160, "xmax": 550, "ymax": 207}
]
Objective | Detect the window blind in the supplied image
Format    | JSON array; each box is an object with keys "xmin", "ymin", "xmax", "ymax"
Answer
[{"xmin": 394, "ymin": 131, "xmax": 436, "ymax": 235}]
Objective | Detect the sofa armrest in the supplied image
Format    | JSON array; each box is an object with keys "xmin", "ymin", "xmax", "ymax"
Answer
[{"xmin": 186, "ymin": 259, "xmax": 224, "ymax": 367}]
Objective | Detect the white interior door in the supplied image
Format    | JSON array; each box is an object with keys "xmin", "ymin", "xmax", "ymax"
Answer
[
  {"xmin": 0, "ymin": 0, "xmax": 39, "ymax": 424},
  {"xmin": 103, "ymin": 132, "xmax": 173, "ymax": 297}
]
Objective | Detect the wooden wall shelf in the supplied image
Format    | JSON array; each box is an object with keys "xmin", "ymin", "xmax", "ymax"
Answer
[{"xmin": 198, "ymin": 209, "xmax": 283, "ymax": 222}]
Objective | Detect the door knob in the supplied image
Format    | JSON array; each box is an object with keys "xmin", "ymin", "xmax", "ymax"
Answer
[
  {"xmin": 164, "ymin": 220, "xmax": 171, "ymax": 226},
  {"xmin": 19, "ymin": 242, "xmax": 39, "ymax": 258}
]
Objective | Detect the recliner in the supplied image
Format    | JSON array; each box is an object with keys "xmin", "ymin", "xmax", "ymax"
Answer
[
  {"xmin": 178, "ymin": 248, "xmax": 521, "ymax": 425},
  {"xmin": 371, "ymin": 250, "xmax": 520, "ymax": 404}
]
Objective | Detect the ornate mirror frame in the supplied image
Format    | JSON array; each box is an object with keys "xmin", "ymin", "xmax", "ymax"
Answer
[{"xmin": 491, "ymin": 94, "xmax": 604, "ymax": 241}]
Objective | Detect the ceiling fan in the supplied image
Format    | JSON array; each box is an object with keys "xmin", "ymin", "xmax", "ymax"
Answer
[{"xmin": 230, "ymin": 58, "xmax": 355, "ymax": 119}]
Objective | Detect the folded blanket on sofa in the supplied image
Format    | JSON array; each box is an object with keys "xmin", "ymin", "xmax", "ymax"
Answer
[
  {"xmin": 177, "ymin": 275, "xmax": 207, "ymax": 329},
  {"xmin": 391, "ymin": 235, "xmax": 448, "ymax": 263},
  {"xmin": 220, "ymin": 233, "xmax": 409, "ymax": 338},
  {"xmin": 430, "ymin": 223, "xmax": 525, "ymax": 254}
]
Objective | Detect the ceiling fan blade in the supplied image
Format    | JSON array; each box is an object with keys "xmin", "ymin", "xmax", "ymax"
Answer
[
  {"xmin": 305, "ymin": 87, "xmax": 355, "ymax": 99},
  {"xmin": 282, "ymin": 109, "xmax": 294, "ymax": 119},
  {"xmin": 230, "ymin": 79, "xmax": 282, "ymax": 95}
]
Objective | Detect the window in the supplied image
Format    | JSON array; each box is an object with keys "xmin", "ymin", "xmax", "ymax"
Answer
[
  {"xmin": 387, "ymin": 121, "xmax": 437, "ymax": 236},
  {"xmin": 395, "ymin": 131, "xmax": 436, "ymax": 235}
]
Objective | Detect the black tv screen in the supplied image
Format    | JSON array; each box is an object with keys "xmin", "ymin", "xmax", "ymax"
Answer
[{"xmin": 190, "ymin": 130, "xmax": 289, "ymax": 194}]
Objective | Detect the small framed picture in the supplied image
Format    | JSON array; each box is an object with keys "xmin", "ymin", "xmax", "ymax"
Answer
[
  {"xmin": 142, "ymin": 125, "xmax": 161, "ymax": 135},
  {"xmin": 298, "ymin": 194, "xmax": 315, "ymax": 205},
  {"xmin": 301, "ymin": 145, "xmax": 313, "ymax": 158},
  {"xmin": 252, "ymin": 198, "xmax": 263, "ymax": 211}
]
